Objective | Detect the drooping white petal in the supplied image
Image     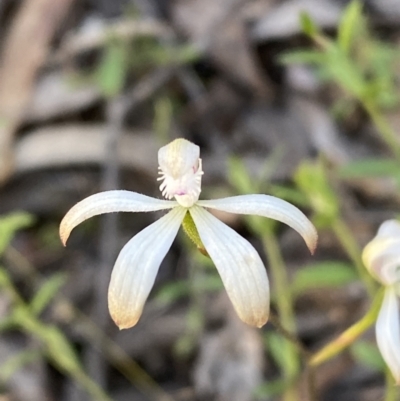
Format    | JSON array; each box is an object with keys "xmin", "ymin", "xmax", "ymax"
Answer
[
  {"xmin": 190, "ymin": 205, "xmax": 270, "ymax": 328},
  {"xmin": 376, "ymin": 286, "xmax": 400, "ymax": 384},
  {"xmin": 198, "ymin": 195, "xmax": 318, "ymax": 254},
  {"xmin": 60, "ymin": 190, "xmax": 177, "ymax": 245},
  {"xmin": 108, "ymin": 207, "xmax": 186, "ymax": 329}
]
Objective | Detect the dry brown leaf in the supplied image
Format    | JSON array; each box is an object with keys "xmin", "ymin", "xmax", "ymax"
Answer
[
  {"xmin": 172, "ymin": 0, "xmax": 272, "ymax": 96},
  {"xmin": 14, "ymin": 125, "xmax": 158, "ymax": 175},
  {"xmin": 0, "ymin": 0, "xmax": 76, "ymax": 183}
]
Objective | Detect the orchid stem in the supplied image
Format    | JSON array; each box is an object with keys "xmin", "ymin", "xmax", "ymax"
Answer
[
  {"xmin": 268, "ymin": 312, "xmax": 318, "ymax": 401},
  {"xmin": 262, "ymin": 229, "xmax": 299, "ymax": 401},
  {"xmin": 268, "ymin": 312, "xmax": 310, "ymax": 359},
  {"xmin": 332, "ymin": 218, "xmax": 376, "ymax": 297},
  {"xmin": 0, "ymin": 269, "xmax": 113, "ymax": 401},
  {"xmin": 362, "ymin": 101, "xmax": 400, "ymax": 162},
  {"xmin": 309, "ymin": 287, "xmax": 384, "ymax": 366}
]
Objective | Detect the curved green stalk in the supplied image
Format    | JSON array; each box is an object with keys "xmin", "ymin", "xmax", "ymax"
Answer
[
  {"xmin": 310, "ymin": 287, "xmax": 384, "ymax": 366},
  {"xmin": 332, "ymin": 218, "xmax": 376, "ymax": 296},
  {"xmin": 363, "ymin": 101, "xmax": 400, "ymax": 161}
]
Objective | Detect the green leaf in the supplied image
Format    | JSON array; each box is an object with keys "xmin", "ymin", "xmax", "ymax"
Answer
[
  {"xmin": 350, "ymin": 340, "xmax": 385, "ymax": 371},
  {"xmin": 325, "ymin": 48, "xmax": 366, "ymax": 98},
  {"xmin": 330, "ymin": 97, "xmax": 357, "ymax": 120},
  {"xmin": 155, "ymin": 280, "xmax": 189, "ymax": 305},
  {"xmin": 193, "ymin": 275, "xmax": 224, "ymax": 292},
  {"xmin": 227, "ymin": 157, "xmax": 256, "ymax": 194},
  {"xmin": 339, "ymin": 158, "xmax": 399, "ymax": 178},
  {"xmin": 45, "ymin": 326, "xmax": 82, "ymax": 373},
  {"xmin": 279, "ymin": 50, "xmax": 326, "ymax": 65},
  {"xmin": 265, "ymin": 332, "xmax": 290, "ymax": 373},
  {"xmin": 338, "ymin": 0, "xmax": 363, "ymax": 54},
  {"xmin": 30, "ymin": 273, "xmax": 68, "ymax": 316},
  {"xmin": 96, "ymin": 39, "xmax": 128, "ymax": 97},
  {"xmin": 228, "ymin": 147, "xmax": 284, "ymax": 195},
  {"xmin": 174, "ymin": 306, "xmax": 203, "ymax": 357},
  {"xmin": 155, "ymin": 276, "xmax": 224, "ymax": 306},
  {"xmin": 300, "ymin": 12, "xmax": 319, "ymax": 37},
  {"xmin": 294, "ymin": 161, "xmax": 340, "ymax": 226},
  {"xmin": 154, "ymin": 96, "xmax": 173, "ymax": 143},
  {"xmin": 255, "ymin": 378, "xmax": 287, "ymax": 398},
  {"xmin": 153, "ymin": 44, "xmax": 200, "ymax": 66},
  {"xmin": 0, "ymin": 266, "xmax": 13, "ymax": 287},
  {"xmin": 0, "ymin": 349, "xmax": 42, "ymax": 383},
  {"xmin": 0, "ymin": 212, "xmax": 34, "ymax": 256},
  {"xmin": 269, "ymin": 185, "xmax": 308, "ymax": 207},
  {"xmin": 291, "ymin": 262, "xmax": 358, "ymax": 296},
  {"xmin": 0, "ymin": 266, "xmax": 21, "ymax": 305},
  {"xmin": 243, "ymin": 214, "xmax": 275, "ymax": 236},
  {"xmin": 0, "ymin": 316, "xmax": 18, "ymax": 331}
]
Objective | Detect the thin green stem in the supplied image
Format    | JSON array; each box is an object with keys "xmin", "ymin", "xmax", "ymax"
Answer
[
  {"xmin": 268, "ymin": 313, "xmax": 317, "ymax": 401},
  {"xmin": 0, "ymin": 268, "xmax": 113, "ymax": 401},
  {"xmin": 5, "ymin": 246, "xmax": 176, "ymax": 401},
  {"xmin": 310, "ymin": 287, "xmax": 384, "ymax": 366},
  {"xmin": 363, "ymin": 101, "xmax": 400, "ymax": 161},
  {"xmin": 72, "ymin": 370, "xmax": 113, "ymax": 401},
  {"xmin": 332, "ymin": 218, "xmax": 376, "ymax": 297},
  {"xmin": 262, "ymin": 230, "xmax": 299, "ymax": 401},
  {"xmin": 268, "ymin": 312, "xmax": 311, "ymax": 359}
]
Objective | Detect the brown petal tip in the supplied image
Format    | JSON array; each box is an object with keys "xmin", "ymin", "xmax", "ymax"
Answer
[
  {"xmin": 59, "ymin": 218, "xmax": 71, "ymax": 246},
  {"xmin": 307, "ymin": 228, "xmax": 318, "ymax": 255}
]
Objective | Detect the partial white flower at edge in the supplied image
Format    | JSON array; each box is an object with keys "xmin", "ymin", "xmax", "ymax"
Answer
[
  {"xmin": 60, "ymin": 138, "xmax": 318, "ymax": 330},
  {"xmin": 362, "ymin": 219, "xmax": 400, "ymax": 384}
]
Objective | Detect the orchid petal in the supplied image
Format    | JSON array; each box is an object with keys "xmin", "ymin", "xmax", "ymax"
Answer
[
  {"xmin": 108, "ymin": 207, "xmax": 186, "ymax": 329},
  {"xmin": 376, "ymin": 286, "xmax": 400, "ymax": 384},
  {"xmin": 198, "ymin": 195, "xmax": 318, "ymax": 254},
  {"xmin": 362, "ymin": 220, "xmax": 400, "ymax": 286},
  {"xmin": 60, "ymin": 190, "xmax": 177, "ymax": 245},
  {"xmin": 190, "ymin": 205, "xmax": 269, "ymax": 328},
  {"xmin": 362, "ymin": 240, "xmax": 400, "ymax": 286},
  {"xmin": 376, "ymin": 220, "xmax": 400, "ymax": 238}
]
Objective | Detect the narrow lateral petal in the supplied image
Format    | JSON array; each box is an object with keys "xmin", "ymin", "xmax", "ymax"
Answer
[
  {"xmin": 60, "ymin": 190, "xmax": 177, "ymax": 245},
  {"xmin": 108, "ymin": 207, "xmax": 186, "ymax": 329},
  {"xmin": 190, "ymin": 205, "xmax": 270, "ymax": 328},
  {"xmin": 376, "ymin": 286, "xmax": 400, "ymax": 384},
  {"xmin": 198, "ymin": 195, "xmax": 318, "ymax": 254}
]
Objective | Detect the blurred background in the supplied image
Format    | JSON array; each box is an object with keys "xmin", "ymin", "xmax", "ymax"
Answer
[{"xmin": 0, "ymin": 0, "xmax": 400, "ymax": 400}]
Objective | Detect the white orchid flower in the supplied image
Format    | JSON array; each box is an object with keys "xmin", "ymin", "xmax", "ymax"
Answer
[
  {"xmin": 60, "ymin": 138, "xmax": 317, "ymax": 330},
  {"xmin": 362, "ymin": 219, "xmax": 400, "ymax": 383}
]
